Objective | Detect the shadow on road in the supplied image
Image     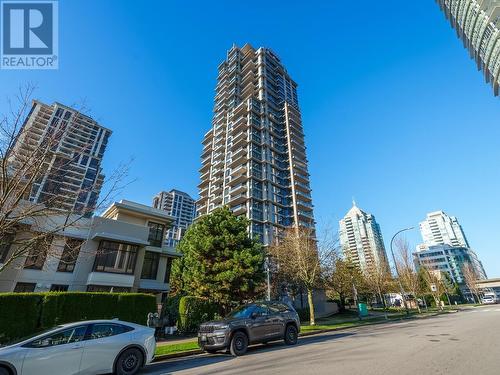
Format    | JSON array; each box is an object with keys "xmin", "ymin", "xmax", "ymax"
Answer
[{"xmin": 142, "ymin": 332, "xmax": 355, "ymax": 374}]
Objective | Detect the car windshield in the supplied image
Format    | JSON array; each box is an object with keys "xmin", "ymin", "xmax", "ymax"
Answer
[
  {"xmin": 1, "ymin": 326, "xmax": 63, "ymax": 347},
  {"xmin": 226, "ymin": 305, "xmax": 255, "ymax": 319}
]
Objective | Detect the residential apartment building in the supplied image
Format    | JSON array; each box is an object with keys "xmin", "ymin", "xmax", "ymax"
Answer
[
  {"xmin": 339, "ymin": 202, "xmax": 389, "ymax": 273},
  {"xmin": 9, "ymin": 100, "xmax": 111, "ymax": 215},
  {"xmin": 415, "ymin": 210, "xmax": 487, "ymax": 283},
  {"xmin": 418, "ymin": 211, "xmax": 470, "ymax": 248},
  {"xmin": 0, "ymin": 200, "xmax": 180, "ymax": 301},
  {"xmin": 197, "ymin": 44, "xmax": 315, "ymax": 245},
  {"xmin": 152, "ymin": 189, "xmax": 196, "ymax": 247},
  {"xmin": 436, "ymin": 0, "xmax": 500, "ymax": 95},
  {"xmin": 414, "ymin": 244, "xmax": 486, "ymax": 284}
]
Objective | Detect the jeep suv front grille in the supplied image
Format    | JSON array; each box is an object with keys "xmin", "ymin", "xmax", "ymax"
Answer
[{"xmin": 199, "ymin": 325, "xmax": 215, "ymax": 333}]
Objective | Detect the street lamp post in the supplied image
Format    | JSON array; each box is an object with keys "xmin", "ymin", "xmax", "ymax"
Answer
[
  {"xmin": 265, "ymin": 254, "xmax": 271, "ymax": 301},
  {"xmin": 390, "ymin": 227, "xmax": 414, "ymax": 315}
]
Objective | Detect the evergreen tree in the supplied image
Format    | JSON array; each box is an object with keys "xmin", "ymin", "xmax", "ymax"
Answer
[{"xmin": 170, "ymin": 207, "xmax": 265, "ymax": 311}]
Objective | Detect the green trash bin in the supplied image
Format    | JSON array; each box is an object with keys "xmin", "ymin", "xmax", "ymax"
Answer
[{"xmin": 358, "ymin": 303, "xmax": 368, "ymax": 317}]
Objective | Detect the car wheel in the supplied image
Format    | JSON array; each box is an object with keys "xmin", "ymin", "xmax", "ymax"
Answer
[
  {"xmin": 115, "ymin": 347, "xmax": 144, "ymax": 375},
  {"xmin": 0, "ymin": 367, "xmax": 10, "ymax": 375},
  {"xmin": 230, "ymin": 331, "xmax": 248, "ymax": 356},
  {"xmin": 284, "ymin": 324, "xmax": 298, "ymax": 345}
]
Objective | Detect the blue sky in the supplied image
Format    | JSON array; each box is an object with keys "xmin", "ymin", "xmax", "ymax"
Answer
[{"xmin": 1, "ymin": 1, "xmax": 499, "ymax": 277}]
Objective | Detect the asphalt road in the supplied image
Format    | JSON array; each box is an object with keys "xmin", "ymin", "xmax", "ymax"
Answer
[{"xmin": 144, "ymin": 306, "xmax": 500, "ymax": 375}]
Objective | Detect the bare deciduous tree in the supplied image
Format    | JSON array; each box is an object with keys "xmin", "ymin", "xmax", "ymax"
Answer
[
  {"xmin": 419, "ymin": 266, "xmax": 446, "ymax": 310},
  {"xmin": 269, "ymin": 226, "xmax": 337, "ymax": 326},
  {"xmin": 395, "ymin": 237, "xmax": 421, "ymax": 313},
  {"xmin": 0, "ymin": 84, "xmax": 131, "ymax": 275},
  {"xmin": 364, "ymin": 262, "xmax": 393, "ymax": 317},
  {"xmin": 324, "ymin": 257, "xmax": 364, "ymax": 311},
  {"xmin": 462, "ymin": 263, "xmax": 481, "ymax": 304}
]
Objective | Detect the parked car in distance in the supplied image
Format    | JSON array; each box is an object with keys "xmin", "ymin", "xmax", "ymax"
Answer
[
  {"xmin": 481, "ymin": 293, "xmax": 497, "ymax": 304},
  {"xmin": 0, "ymin": 319, "xmax": 155, "ymax": 375},
  {"xmin": 198, "ymin": 301, "xmax": 300, "ymax": 356}
]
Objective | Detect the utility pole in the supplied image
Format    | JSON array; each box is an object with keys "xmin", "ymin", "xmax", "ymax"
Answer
[{"xmin": 390, "ymin": 227, "xmax": 414, "ymax": 316}]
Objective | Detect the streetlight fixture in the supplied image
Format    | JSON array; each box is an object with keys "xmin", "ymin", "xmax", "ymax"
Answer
[{"xmin": 389, "ymin": 226, "xmax": 415, "ymax": 315}]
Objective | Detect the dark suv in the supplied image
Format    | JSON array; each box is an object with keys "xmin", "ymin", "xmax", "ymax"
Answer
[{"xmin": 198, "ymin": 301, "xmax": 300, "ymax": 356}]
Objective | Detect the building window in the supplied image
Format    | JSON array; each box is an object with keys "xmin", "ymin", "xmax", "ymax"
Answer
[
  {"xmin": 148, "ymin": 222, "xmax": 165, "ymax": 247},
  {"xmin": 0, "ymin": 234, "xmax": 14, "ymax": 263},
  {"xmin": 57, "ymin": 238, "xmax": 83, "ymax": 273},
  {"xmin": 14, "ymin": 282, "xmax": 36, "ymax": 292},
  {"xmin": 141, "ymin": 251, "xmax": 160, "ymax": 280},
  {"xmin": 164, "ymin": 257, "xmax": 173, "ymax": 284},
  {"xmin": 24, "ymin": 236, "xmax": 53, "ymax": 270},
  {"xmin": 93, "ymin": 241, "xmax": 138, "ymax": 274},
  {"xmin": 50, "ymin": 284, "xmax": 69, "ymax": 292}
]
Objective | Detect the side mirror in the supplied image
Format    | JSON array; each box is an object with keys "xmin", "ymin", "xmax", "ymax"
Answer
[{"xmin": 250, "ymin": 312, "xmax": 258, "ymax": 319}]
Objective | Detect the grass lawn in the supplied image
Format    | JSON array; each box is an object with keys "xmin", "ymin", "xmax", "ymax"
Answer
[
  {"xmin": 155, "ymin": 341, "xmax": 199, "ymax": 356},
  {"xmin": 300, "ymin": 312, "xmax": 396, "ymax": 333}
]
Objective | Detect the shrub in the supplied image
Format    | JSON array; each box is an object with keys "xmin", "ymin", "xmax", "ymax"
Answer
[
  {"xmin": 178, "ymin": 296, "xmax": 218, "ymax": 333},
  {"xmin": 0, "ymin": 292, "xmax": 157, "ymax": 344},
  {"xmin": 423, "ymin": 294, "xmax": 435, "ymax": 308},
  {"xmin": 0, "ymin": 293, "xmax": 43, "ymax": 343},
  {"xmin": 163, "ymin": 293, "xmax": 183, "ymax": 326}
]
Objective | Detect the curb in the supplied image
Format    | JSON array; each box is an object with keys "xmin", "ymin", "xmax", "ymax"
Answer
[
  {"xmin": 152, "ymin": 310, "xmax": 457, "ymax": 362},
  {"xmin": 154, "ymin": 349, "xmax": 203, "ymax": 361}
]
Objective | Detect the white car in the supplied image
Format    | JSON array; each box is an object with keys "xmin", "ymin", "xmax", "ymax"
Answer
[
  {"xmin": 481, "ymin": 296, "xmax": 496, "ymax": 304},
  {"xmin": 0, "ymin": 319, "xmax": 155, "ymax": 375}
]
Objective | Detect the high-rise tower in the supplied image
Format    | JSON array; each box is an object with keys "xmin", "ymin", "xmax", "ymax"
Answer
[
  {"xmin": 153, "ymin": 189, "xmax": 196, "ymax": 247},
  {"xmin": 339, "ymin": 202, "xmax": 389, "ymax": 273},
  {"xmin": 415, "ymin": 210, "xmax": 487, "ymax": 281},
  {"xmin": 9, "ymin": 100, "xmax": 111, "ymax": 215},
  {"xmin": 418, "ymin": 211, "xmax": 469, "ymax": 248},
  {"xmin": 197, "ymin": 44, "xmax": 315, "ymax": 245},
  {"xmin": 436, "ymin": 0, "xmax": 500, "ymax": 95}
]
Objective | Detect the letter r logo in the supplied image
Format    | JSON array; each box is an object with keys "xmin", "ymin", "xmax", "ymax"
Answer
[{"xmin": 2, "ymin": 2, "xmax": 54, "ymax": 55}]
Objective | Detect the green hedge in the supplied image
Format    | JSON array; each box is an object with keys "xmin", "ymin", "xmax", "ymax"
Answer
[
  {"xmin": 0, "ymin": 293, "xmax": 43, "ymax": 343},
  {"xmin": 0, "ymin": 292, "xmax": 157, "ymax": 344},
  {"xmin": 178, "ymin": 296, "xmax": 218, "ymax": 333},
  {"xmin": 41, "ymin": 292, "xmax": 156, "ymax": 327}
]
